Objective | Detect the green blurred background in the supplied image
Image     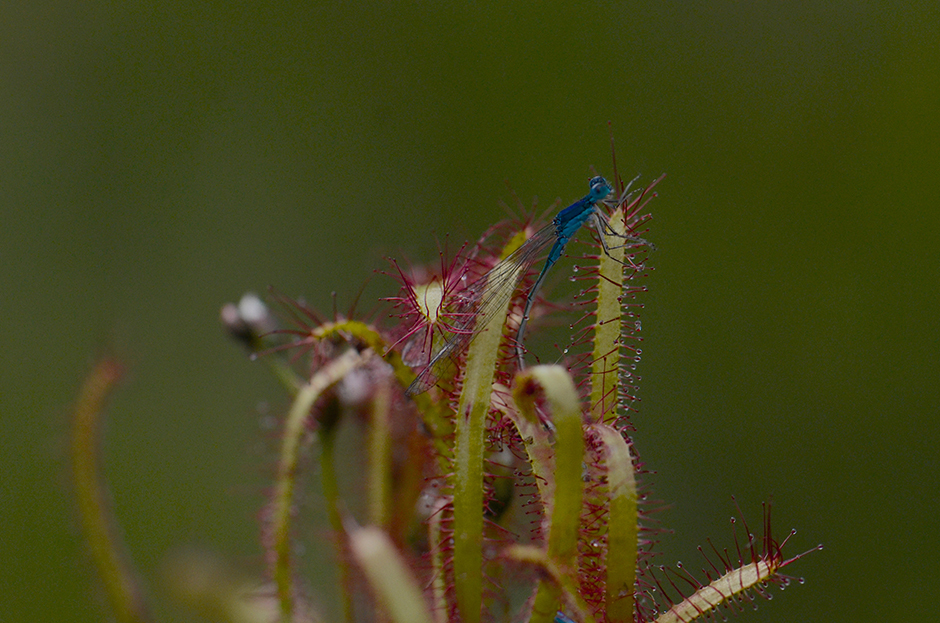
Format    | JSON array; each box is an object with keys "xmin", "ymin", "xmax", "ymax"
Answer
[{"xmin": 3, "ymin": 2, "xmax": 938, "ymax": 622}]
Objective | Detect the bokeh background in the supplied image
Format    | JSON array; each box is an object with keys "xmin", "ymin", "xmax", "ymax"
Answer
[{"xmin": 3, "ymin": 3, "xmax": 938, "ymax": 622}]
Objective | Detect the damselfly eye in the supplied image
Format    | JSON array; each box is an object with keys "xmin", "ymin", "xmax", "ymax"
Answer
[{"xmin": 588, "ymin": 176, "xmax": 612, "ymax": 199}]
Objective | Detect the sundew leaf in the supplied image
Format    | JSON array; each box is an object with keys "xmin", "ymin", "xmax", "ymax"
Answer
[
  {"xmin": 451, "ymin": 231, "xmax": 526, "ymax": 623},
  {"xmin": 589, "ymin": 424, "xmax": 638, "ymax": 622},
  {"xmin": 513, "ymin": 366, "xmax": 584, "ymax": 623}
]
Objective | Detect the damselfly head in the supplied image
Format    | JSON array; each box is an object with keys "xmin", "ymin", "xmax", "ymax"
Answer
[{"xmin": 588, "ymin": 176, "xmax": 614, "ymax": 202}]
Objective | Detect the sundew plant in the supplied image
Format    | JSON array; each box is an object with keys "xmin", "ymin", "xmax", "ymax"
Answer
[{"xmin": 70, "ymin": 150, "xmax": 817, "ymax": 623}]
